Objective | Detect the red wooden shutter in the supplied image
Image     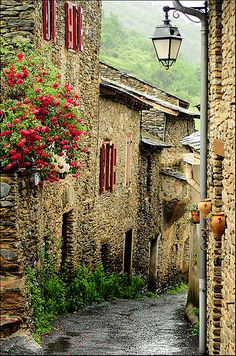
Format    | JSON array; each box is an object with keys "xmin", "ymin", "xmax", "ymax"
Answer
[
  {"xmin": 72, "ymin": 5, "xmax": 77, "ymax": 50},
  {"xmin": 51, "ymin": 0, "xmax": 56, "ymax": 41},
  {"xmin": 105, "ymin": 143, "xmax": 110, "ymax": 192},
  {"xmin": 65, "ymin": 2, "xmax": 69, "ymax": 48},
  {"xmin": 110, "ymin": 144, "xmax": 117, "ymax": 192},
  {"xmin": 100, "ymin": 144, "xmax": 105, "ymax": 194},
  {"xmin": 43, "ymin": 0, "xmax": 55, "ymax": 41},
  {"xmin": 65, "ymin": 2, "xmax": 74, "ymax": 49},
  {"xmin": 77, "ymin": 6, "xmax": 84, "ymax": 51}
]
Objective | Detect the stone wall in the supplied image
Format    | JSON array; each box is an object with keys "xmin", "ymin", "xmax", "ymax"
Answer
[
  {"xmin": 134, "ymin": 141, "xmax": 192, "ymax": 291},
  {"xmin": 0, "ymin": 0, "xmax": 35, "ymax": 43},
  {"xmin": 0, "ymin": 174, "xmax": 32, "ymax": 337},
  {"xmin": 141, "ymin": 110, "xmax": 166, "ymax": 140},
  {"xmin": 207, "ymin": 0, "xmax": 235, "ymax": 354},
  {"xmin": 160, "ymin": 115, "xmax": 195, "ymax": 168}
]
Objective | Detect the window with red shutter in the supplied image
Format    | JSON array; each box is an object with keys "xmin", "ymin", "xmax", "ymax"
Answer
[
  {"xmin": 77, "ymin": 6, "xmax": 84, "ymax": 51},
  {"xmin": 126, "ymin": 134, "xmax": 132, "ymax": 185},
  {"xmin": 100, "ymin": 144, "xmax": 105, "ymax": 194},
  {"xmin": 65, "ymin": 2, "xmax": 84, "ymax": 51},
  {"xmin": 110, "ymin": 144, "xmax": 117, "ymax": 192},
  {"xmin": 105, "ymin": 142, "xmax": 110, "ymax": 192},
  {"xmin": 43, "ymin": 0, "xmax": 56, "ymax": 41},
  {"xmin": 100, "ymin": 141, "xmax": 117, "ymax": 194}
]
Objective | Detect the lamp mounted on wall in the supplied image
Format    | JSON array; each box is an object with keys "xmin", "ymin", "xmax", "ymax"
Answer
[
  {"xmin": 150, "ymin": 6, "xmax": 182, "ymax": 70},
  {"xmin": 151, "ymin": 2, "xmax": 208, "ymax": 69}
]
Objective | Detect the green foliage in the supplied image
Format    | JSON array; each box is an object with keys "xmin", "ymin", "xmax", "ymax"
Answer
[
  {"xmin": 26, "ymin": 259, "xmax": 67, "ymax": 340},
  {"xmin": 191, "ymin": 307, "xmax": 199, "ymax": 335},
  {"xmin": 187, "ymin": 204, "xmax": 199, "ymax": 212},
  {"xmin": 167, "ymin": 282, "xmax": 188, "ymax": 295},
  {"xmin": 193, "ymin": 306, "xmax": 199, "ymax": 316},
  {"xmin": 191, "ymin": 321, "xmax": 199, "ymax": 336},
  {"xmin": 100, "ymin": 11, "xmax": 201, "ymax": 109},
  {"xmin": 27, "ymin": 261, "xmax": 144, "ymax": 341},
  {"xmin": 66, "ymin": 263, "xmax": 144, "ymax": 311},
  {"xmin": 0, "ymin": 37, "xmax": 34, "ymax": 68},
  {"xmin": 145, "ymin": 291, "xmax": 160, "ymax": 299}
]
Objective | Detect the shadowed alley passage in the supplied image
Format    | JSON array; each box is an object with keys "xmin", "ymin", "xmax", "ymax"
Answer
[{"xmin": 42, "ymin": 292, "xmax": 198, "ymax": 355}]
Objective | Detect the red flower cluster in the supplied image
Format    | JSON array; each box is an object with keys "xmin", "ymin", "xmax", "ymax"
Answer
[{"xmin": 0, "ymin": 51, "xmax": 89, "ymax": 183}]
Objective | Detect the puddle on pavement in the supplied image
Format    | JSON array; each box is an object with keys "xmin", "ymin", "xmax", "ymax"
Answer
[
  {"xmin": 45, "ymin": 336, "xmax": 71, "ymax": 353},
  {"xmin": 66, "ymin": 331, "xmax": 81, "ymax": 337}
]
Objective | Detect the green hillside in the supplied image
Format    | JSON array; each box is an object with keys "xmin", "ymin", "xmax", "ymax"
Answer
[{"xmin": 100, "ymin": 1, "xmax": 201, "ymax": 109}]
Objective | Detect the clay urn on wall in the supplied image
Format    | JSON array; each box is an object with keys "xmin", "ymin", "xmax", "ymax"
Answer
[
  {"xmin": 191, "ymin": 210, "xmax": 200, "ymax": 224},
  {"xmin": 209, "ymin": 212, "xmax": 226, "ymax": 236},
  {"xmin": 198, "ymin": 198, "xmax": 212, "ymax": 218}
]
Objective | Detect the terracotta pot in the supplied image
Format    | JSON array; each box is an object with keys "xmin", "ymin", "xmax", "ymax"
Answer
[
  {"xmin": 198, "ymin": 198, "xmax": 212, "ymax": 218},
  {"xmin": 191, "ymin": 210, "xmax": 200, "ymax": 224},
  {"xmin": 210, "ymin": 212, "xmax": 226, "ymax": 236}
]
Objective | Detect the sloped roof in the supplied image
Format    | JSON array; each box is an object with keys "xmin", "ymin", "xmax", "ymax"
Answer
[
  {"xmin": 100, "ymin": 61, "xmax": 190, "ymax": 108},
  {"xmin": 100, "ymin": 80, "xmax": 152, "ymax": 111},
  {"xmin": 181, "ymin": 131, "xmax": 200, "ymax": 152},
  {"xmin": 141, "ymin": 131, "xmax": 171, "ymax": 148},
  {"xmin": 101, "ymin": 78, "xmax": 200, "ymax": 118},
  {"xmin": 160, "ymin": 168, "xmax": 187, "ymax": 181}
]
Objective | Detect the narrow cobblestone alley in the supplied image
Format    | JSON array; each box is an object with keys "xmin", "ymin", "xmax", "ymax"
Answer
[{"xmin": 42, "ymin": 292, "xmax": 198, "ymax": 355}]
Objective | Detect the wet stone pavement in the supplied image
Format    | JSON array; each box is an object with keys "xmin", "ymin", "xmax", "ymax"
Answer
[{"xmin": 42, "ymin": 292, "xmax": 199, "ymax": 355}]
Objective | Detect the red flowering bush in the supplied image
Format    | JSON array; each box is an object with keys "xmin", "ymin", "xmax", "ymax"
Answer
[{"xmin": 0, "ymin": 50, "xmax": 89, "ymax": 183}]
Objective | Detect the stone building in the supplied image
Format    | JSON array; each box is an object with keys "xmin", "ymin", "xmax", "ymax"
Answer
[
  {"xmin": 0, "ymin": 0, "xmax": 102, "ymax": 337},
  {"xmin": 99, "ymin": 63, "xmax": 199, "ymax": 290},
  {"xmin": 0, "ymin": 0, "xmax": 199, "ymax": 338},
  {"xmin": 206, "ymin": 0, "xmax": 235, "ymax": 354}
]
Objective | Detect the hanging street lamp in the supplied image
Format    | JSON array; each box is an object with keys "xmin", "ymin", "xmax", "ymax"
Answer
[{"xmin": 150, "ymin": 6, "xmax": 182, "ymax": 70}]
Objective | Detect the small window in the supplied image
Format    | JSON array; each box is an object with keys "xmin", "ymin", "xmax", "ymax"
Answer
[
  {"xmin": 100, "ymin": 141, "xmax": 117, "ymax": 194},
  {"xmin": 126, "ymin": 134, "xmax": 132, "ymax": 185},
  {"xmin": 43, "ymin": 0, "xmax": 56, "ymax": 41},
  {"xmin": 65, "ymin": 2, "xmax": 83, "ymax": 51}
]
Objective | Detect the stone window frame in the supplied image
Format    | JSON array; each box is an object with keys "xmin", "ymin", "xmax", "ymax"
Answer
[
  {"xmin": 43, "ymin": 0, "xmax": 56, "ymax": 41},
  {"xmin": 99, "ymin": 141, "xmax": 117, "ymax": 194},
  {"xmin": 65, "ymin": 1, "xmax": 83, "ymax": 52}
]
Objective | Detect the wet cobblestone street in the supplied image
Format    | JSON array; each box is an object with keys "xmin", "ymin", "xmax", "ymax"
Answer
[{"xmin": 42, "ymin": 292, "xmax": 199, "ymax": 355}]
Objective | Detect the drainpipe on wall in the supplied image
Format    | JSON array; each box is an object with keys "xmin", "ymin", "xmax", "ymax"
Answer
[
  {"xmin": 172, "ymin": 2, "xmax": 208, "ymax": 354},
  {"xmin": 183, "ymin": 164, "xmax": 200, "ymax": 193}
]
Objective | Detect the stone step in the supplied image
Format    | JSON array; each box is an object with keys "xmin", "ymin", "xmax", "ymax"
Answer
[
  {"xmin": 0, "ymin": 315, "xmax": 22, "ymax": 338},
  {"xmin": 0, "ymin": 276, "xmax": 27, "ymax": 315}
]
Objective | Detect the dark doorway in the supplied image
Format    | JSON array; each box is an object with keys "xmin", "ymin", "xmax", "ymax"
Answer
[
  {"xmin": 61, "ymin": 210, "xmax": 73, "ymax": 271},
  {"xmin": 148, "ymin": 237, "xmax": 158, "ymax": 291},
  {"xmin": 101, "ymin": 242, "xmax": 110, "ymax": 272},
  {"xmin": 124, "ymin": 229, "xmax": 132, "ymax": 275}
]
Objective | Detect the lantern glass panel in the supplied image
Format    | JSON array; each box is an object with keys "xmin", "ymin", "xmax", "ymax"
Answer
[
  {"xmin": 152, "ymin": 38, "xmax": 170, "ymax": 60},
  {"xmin": 169, "ymin": 38, "xmax": 182, "ymax": 60}
]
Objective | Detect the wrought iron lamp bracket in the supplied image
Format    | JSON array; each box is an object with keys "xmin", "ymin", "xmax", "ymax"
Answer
[{"xmin": 163, "ymin": 2, "xmax": 208, "ymax": 24}]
